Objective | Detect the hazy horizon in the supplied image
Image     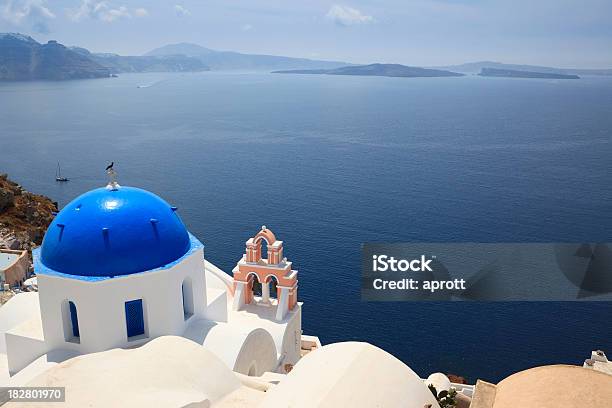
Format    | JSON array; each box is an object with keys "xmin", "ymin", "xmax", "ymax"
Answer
[{"xmin": 1, "ymin": 0, "xmax": 612, "ymax": 69}]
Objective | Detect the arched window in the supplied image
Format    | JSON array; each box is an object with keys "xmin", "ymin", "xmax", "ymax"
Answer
[
  {"xmin": 182, "ymin": 277, "xmax": 194, "ymax": 320},
  {"xmin": 62, "ymin": 300, "xmax": 80, "ymax": 343},
  {"xmin": 244, "ymin": 273, "xmax": 262, "ymax": 305},
  {"xmin": 259, "ymin": 238, "xmax": 269, "ymax": 262},
  {"xmin": 248, "ymin": 273, "xmax": 262, "ymax": 297},
  {"xmin": 265, "ymin": 275, "xmax": 279, "ymax": 300}
]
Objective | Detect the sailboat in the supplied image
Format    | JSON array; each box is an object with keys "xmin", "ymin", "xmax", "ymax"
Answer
[{"xmin": 55, "ymin": 162, "xmax": 69, "ymax": 182}]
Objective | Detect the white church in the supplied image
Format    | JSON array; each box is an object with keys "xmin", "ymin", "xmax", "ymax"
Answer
[
  {"xmin": 0, "ymin": 173, "xmax": 465, "ymax": 407},
  {"xmin": 4, "ymin": 173, "xmax": 303, "ymax": 379}
]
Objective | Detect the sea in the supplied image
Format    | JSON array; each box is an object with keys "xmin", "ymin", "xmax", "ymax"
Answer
[{"xmin": 1, "ymin": 72, "xmax": 611, "ymax": 383}]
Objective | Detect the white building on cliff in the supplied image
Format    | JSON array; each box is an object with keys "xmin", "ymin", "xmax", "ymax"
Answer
[
  {"xmin": 2, "ymin": 176, "xmax": 302, "ymax": 379},
  {"xmin": 0, "ymin": 176, "xmax": 450, "ymax": 407}
]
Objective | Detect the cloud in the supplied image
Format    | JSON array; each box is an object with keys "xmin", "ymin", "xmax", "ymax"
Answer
[
  {"xmin": 68, "ymin": 1, "xmax": 138, "ymax": 23},
  {"xmin": 133, "ymin": 7, "xmax": 148, "ymax": 17},
  {"xmin": 326, "ymin": 4, "xmax": 373, "ymax": 26},
  {"xmin": 241, "ymin": 23, "xmax": 252, "ymax": 31},
  {"xmin": 1, "ymin": 0, "xmax": 55, "ymax": 32},
  {"xmin": 101, "ymin": 5, "xmax": 129, "ymax": 22},
  {"xmin": 174, "ymin": 4, "xmax": 190, "ymax": 17},
  {"xmin": 1, "ymin": 0, "xmax": 55, "ymax": 24}
]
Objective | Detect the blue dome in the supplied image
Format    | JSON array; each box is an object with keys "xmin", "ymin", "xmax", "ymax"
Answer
[{"xmin": 40, "ymin": 186, "xmax": 191, "ymax": 277}]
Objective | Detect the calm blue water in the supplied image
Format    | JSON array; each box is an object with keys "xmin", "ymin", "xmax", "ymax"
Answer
[{"xmin": 1, "ymin": 72, "xmax": 611, "ymax": 382}]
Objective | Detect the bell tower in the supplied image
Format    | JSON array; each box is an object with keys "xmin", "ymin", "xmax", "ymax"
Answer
[{"xmin": 232, "ymin": 226, "xmax": 298, "ymax": 321}]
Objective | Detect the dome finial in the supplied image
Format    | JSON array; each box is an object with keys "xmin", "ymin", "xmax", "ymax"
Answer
[{"xmin": 105, "ymin": 161, "xmax": 120, "ymax": 191}]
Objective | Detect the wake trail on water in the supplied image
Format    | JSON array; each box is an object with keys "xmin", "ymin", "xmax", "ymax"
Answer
[{"xmin": 137, "ymin": 79, "xmax": 167, "ymax": 89}]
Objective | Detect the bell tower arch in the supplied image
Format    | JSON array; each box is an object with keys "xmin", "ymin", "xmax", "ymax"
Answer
[{"xmin": 232, "ymin": 226, "xmax": 298, "ymax": 321}]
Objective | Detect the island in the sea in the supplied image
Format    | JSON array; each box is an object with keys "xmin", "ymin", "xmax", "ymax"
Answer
[
  {"xmin": 478, "ymin": 67, "xmax": 580, "ymax": 79},
  {"xmin": 273, "ymin": 63, "xmax": 465, "ymax": 78}
]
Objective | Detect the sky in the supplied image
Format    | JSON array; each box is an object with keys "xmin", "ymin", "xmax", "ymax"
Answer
[{"xmin": 1, "ymin": 0, "xmax": 612, "ymax": 68}]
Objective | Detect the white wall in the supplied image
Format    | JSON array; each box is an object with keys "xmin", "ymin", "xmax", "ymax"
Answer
[
  {"xmin": 280, "ymin": 306, "xmax": 302, "ymax": 367},
  {"xmin": 37, "ymin": 248, "xmax": 207, "ymax": 354},
  {"xmin": 5, "ymin": 332, "xmax": 48, "ymax": 376},
  {"xmin": 0, "ymin": 293, "xmax": 41, "ymax": 353},
  {"xmin": 183, "ymin": 319, "xmax": 278, "ymax": 376},
  {"xmin": 232, "ymin": 328, "xmax": 278, "ymax": 376}
]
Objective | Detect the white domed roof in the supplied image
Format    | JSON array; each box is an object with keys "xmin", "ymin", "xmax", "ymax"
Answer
[
  {"xmin": 22, "ymin": 336, "xmax": 241, "ymax": 407},
  {"xmin": 261, "ymin": 342, "xmax": 440, "ymax": 408}
]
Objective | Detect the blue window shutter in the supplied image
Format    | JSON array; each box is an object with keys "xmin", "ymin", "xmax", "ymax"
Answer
[
  {"xmin": 69, "ymin": 301, "xmax": 79, "ymax": 338},
  {"xmin": 125, "ymin": 299, "xmax": 145, "ymax": 338}
]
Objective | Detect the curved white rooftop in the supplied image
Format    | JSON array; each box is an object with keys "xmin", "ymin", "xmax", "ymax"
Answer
[
  {"xmin": 15, "ymin": 336, "xmax": 243, "ymax": 407},
  {"xmin": 260, "ymin": 341, "xmax": 441, "ymax": 408}
]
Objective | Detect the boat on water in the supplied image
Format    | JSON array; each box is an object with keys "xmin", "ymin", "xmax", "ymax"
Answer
[{"xmin": 55, "ymin": 162, "xmax": 69, "ymax": 182}]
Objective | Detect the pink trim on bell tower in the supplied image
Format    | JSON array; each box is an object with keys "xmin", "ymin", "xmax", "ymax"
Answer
[{"xmin": 232, "ymin": 226, "xmax": 298, "ymax": 321}]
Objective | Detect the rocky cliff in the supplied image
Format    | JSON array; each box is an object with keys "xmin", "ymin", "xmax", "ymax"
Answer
[
  {"xmin": 0, "ymin": 33, "xmax": 111, "ymax": 80},
  {"xmin": 70, "ymin": 47, "xmax": 210, "ymax": 74},
  {"xmin": 0, "ymin": 174, "xmax": 57, "ymax": 251},
  {"xmin": 0, "ymin": 33, "xmax": 210, "ymax": 81}
]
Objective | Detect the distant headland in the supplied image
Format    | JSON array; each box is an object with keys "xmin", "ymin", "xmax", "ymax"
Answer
[
  {"xmin": 0, "ymin": 33, "xmax": 346, "ymax": 81},
  {"xmin": 0, "ymin": 33, "xmax": 208, "ymax": 81},
  {"xmin": 478, "ymin": 68, "xmax": 580, "ymax": 79},
  {"xmin": 273, "ymin": 64, "xmax": 464, "ymax": 78},
  {"xmin": 434, "ymin": 61, "xmax": 612, "ymax": 76}
]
